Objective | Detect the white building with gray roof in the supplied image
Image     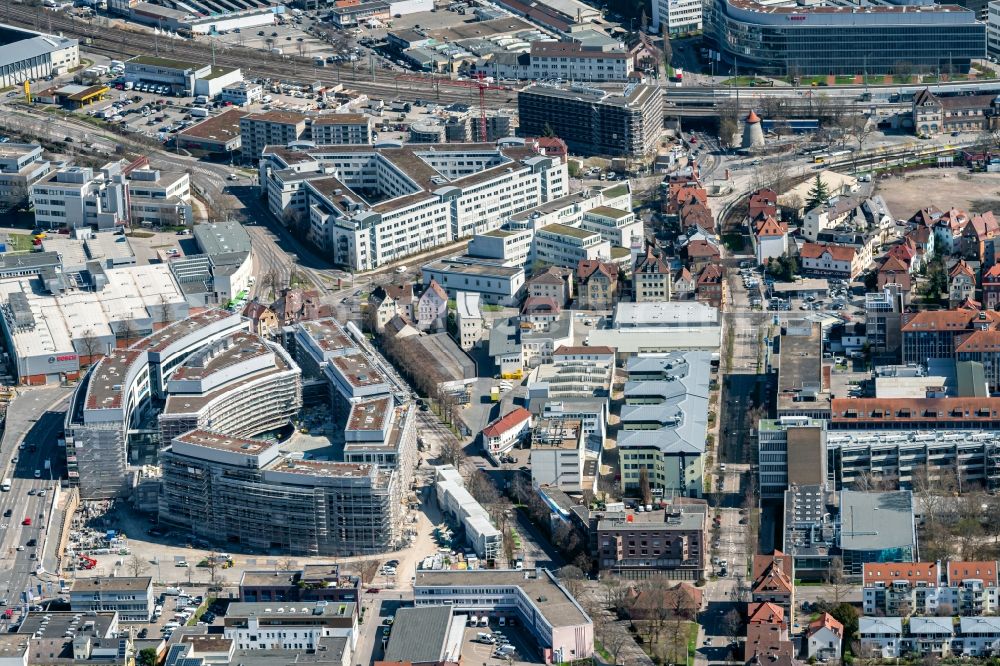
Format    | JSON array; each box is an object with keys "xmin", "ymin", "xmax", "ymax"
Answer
[
  {"xmin": 0, "ymin": 24, "xmax": 79, "ymax": 89},
  {"xmin": 618, "ymin": 351, "xmax": 712, "ymax": 497}
]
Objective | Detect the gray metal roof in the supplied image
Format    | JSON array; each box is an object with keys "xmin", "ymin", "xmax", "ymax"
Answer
[
  {"xmin": 0, "ymin": 31, "xmax": 76, "ymax": 69},
  {"xmin": 383, "ymin": 606, "xmax": 452, "ymax": 663},
  {"xmin": 838, "ymin": 490, "xmax": 915, "ymax": 553},
  {"xmin": 193, "ymin": 221, "xmax": 252, "ymax": 257},
  {"xmin": 859, "ymin": 617, "xmax": 902, "ymax": 635}
]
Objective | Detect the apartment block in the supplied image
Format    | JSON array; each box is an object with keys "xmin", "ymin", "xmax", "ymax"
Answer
[
  {"xmin": 596, "ymin": 502, "xmax": 708, "ymax": 580},
  {"xmin": 581, "ymin": 206, "xmax": 643, "ymax": 248},
  {"xmin": 223, "ymin": 602, "xmax": 358, "ymax": 652},
  {"xmin": 861, "ymin": 616, "xmax": 1000, "ymax": 658},
  {"xmin": 633, "ymin": 244, "xmax": 672, "ymax": 301},
  {"xmin": 518, "ymin": 83, "xmax": 663, "ymax": 158},
  {"xmin": 240, "ymin": 111, "xmax": 308, "ymax": 161},
  {"xmin": 531, "ymin": 223, "xmax": 611, "ymax": 267},
  {"xmin": 312, "ymin": 114, "xmax": 373, "ymax": 145},
  {"xmin": 864, "ymin": 561, "xmax": 1000, "ymax": 616},
  {"xmin": 69, "ymin": 577, "xmax": 154, "ymax": 622},
  {"xmin": 126, "ymin": 166, "xmax": 192, "ymax": 227},
  {"xmin": 528, "ymin": 41, "xmax": 634, "ymax": 82}
]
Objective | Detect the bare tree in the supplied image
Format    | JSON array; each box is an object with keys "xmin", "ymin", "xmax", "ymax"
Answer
[
  {"xmin": 556, "ymin": 564, "xmax": 586, "ymax": 598},
  {"xmin": 126, "ymin": 553, "xmax": 149, "ymax": 578},
  {"xmin": 118, "ymin": 314, "xmax": 138, "ymax": 348},
  {"xmin": 723, "ymin": 608, "xmax": 743, "ymax": 645},
  {"xmin": 439, "ymin": 437, "xmax": 466, "ymax": 469},
  {"xmin": 825, "ymin": 557, "xmax": 852, "ymax": 604},
  {"xmin": 204, "ymin": 552, "xmax": 221, "ymax": 589},
  {"xmin": 638, "ymin": 467, "xmax": 652, "ymax": 506},
  {"xmin": 358, "ymin": 558, "xmax": 381, "ymax": 584},
  {"xmin": 78, "ymin": 328, "xmax": 103, "ymax": 367},
  {"xmin": 603, "ymin": 623, "xmax": 632, "ymax": 665}
]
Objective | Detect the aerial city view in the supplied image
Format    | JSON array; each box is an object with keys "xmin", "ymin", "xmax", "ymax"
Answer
[{"xmin": 5, "ymin": 0, "xmax": 1000, "ymax": 662}]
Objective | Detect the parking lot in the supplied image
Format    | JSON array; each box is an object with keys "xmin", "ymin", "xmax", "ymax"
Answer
[{"xmin": 460, "ymin": 621, "xmax": 545, "ymax": 664}]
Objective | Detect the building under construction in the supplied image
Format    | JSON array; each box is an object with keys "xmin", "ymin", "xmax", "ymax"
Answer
[
  {"xmin": 517, "ymin": 82, "xmax": 663, "ymax": 158},
  {"xmin": 159, "ymin": 430, "xmax": 404, "ymax": 555}
]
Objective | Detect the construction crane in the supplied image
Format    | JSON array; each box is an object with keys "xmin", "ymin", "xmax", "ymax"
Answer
[{"xmin": 395, "ymin": 73, "xmax": 511, "ymax": 142}]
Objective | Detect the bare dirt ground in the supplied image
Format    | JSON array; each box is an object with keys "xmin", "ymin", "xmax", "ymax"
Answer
[{"xmin": 876, "ymin": 168, "xmax": 1000, "ymax": 217}]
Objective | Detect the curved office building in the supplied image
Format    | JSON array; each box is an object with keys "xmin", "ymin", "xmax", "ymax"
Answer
[
  {"xmin": 158, "ymin": 331, "xmax": 302, "ymax": 444},
  {"xmin": 705, "ymin": 0, "xmax": 984, "ymax": 75}
]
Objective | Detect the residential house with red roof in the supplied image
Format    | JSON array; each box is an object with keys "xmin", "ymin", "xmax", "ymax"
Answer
[
  {"xmin": 416, "ymin": 279, "xmax": 448, "ymax": 333},
  {"xmin": 807, "ymin": 613, "xmax": 844, "ymax": 662},
  {"xmin": 527, "ymin": 266, "xmax": 574, "ymax": 305},
  {"xmin": 933, "ymin": 207, "xmax": 973, "ymax": 255},
  {"xmin": 753, "ymin": 215, "xmax": 788, "ymax": 265},
  {"xmin": 983, "ymin": 263, "xmax": 1000, "ymax": 309},
  {"xmin": 962, "ymin": 211, "xmax": 1000, "ymax": 262},
  {"xmin": 481, "ymin": 407, "xmax": 532, "ymax": 462},
  {"xmin": 799, "ymin": 242, "xmax": 863, "ymax": 279},
  {"xmin": 949, "ymin": 259, "xmax": 977, "ymax": 307},
  {"xmin": 575, "ymin": 259, "xmax": 618, "ymax": 310},
  {"xmin": 905, "ymin": 225, "xmax": 935, "ymax": 265},
  {"xmin": 369, "ymin": 283, "xmax": 416, "ymax": 333},
  {"xmin": 748, "ymin": 188, "xmax": 778, "ymax": 223},
  {"xmin": 633, "ymin": 243, "xmax": 672, "ymax": 301},
  {"xmin": 673, "ymin": 267, "xmax": 695, "ymax": 300},
  {"xmin": 242, "ymin": 301, "xmax": 279, "ymax": 339},
  {"xmin": 877, "ymin": 255, "xmax": 912, "ymax": 295},
  {"xmin": 752, "ymin": 551, "xmax": 795, "ymax": 625},
  {"xmin": 696, "ymin": 264, "xmax": 726, "ymax": 308},
  {"xmin": 747, "ymin": 602, "xmax": 786, "ymax": 628},
  {"xmin": 685, "ymin": 236, "xmax": 722, "ymax": 273}
]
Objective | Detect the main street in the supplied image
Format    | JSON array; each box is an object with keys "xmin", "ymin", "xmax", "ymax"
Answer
[{"xmin": 0, "ymin": 387, "xmax": 73, "ymax": 613}]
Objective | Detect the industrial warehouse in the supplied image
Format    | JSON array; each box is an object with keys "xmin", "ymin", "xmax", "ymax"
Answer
[{"xmin": 0, "ymin": 23, "xmax": 79, "ymax": 89}]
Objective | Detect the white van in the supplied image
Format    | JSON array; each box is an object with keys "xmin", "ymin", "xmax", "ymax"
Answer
[
  {"xmin": 163, "ymin": 622, "xmax": 181, "ymax": 631},
  {"xmin": 478, "ymin": 616, "xmax": 489, "ymax": 627},
  {"xmin": 477, "ymin": 632, "xmax": 494, "ymax": 644}
]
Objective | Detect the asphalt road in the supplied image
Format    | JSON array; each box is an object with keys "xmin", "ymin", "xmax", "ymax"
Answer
[{"xmin": 0, "ymin": 387, "xmax": 73, "ymax": 611}]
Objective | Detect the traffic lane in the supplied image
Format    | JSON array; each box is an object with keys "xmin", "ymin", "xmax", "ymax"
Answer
[
  {"xmin": 513, "ymin": 509, "xmax": 563, "ymax": 570},
  {"xmin": 9, "ymin": 410, "xmax": 64, "ymax": 481}
]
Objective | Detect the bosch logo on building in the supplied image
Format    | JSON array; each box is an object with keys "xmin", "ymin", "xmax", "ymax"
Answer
[
  {"xmin": 787, "ymin": 14, "xmax": 806, "ymax": 20},
  {"xmin": 48, "ymin": 354, "xmax": 78, "ymax": 363}
]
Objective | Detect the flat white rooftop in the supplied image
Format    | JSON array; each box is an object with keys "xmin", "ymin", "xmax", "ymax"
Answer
[{"xmin": 0, "ymin": 264, "xmax": 185, "ymax": 358}]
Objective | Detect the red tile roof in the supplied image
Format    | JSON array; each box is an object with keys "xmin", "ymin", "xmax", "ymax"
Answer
[
  {"xmin": 832, "ymin": 397, "xmax": 1000, "ymax": 423},
  {"xmin": 947, "ymin": 561, "xmax": 999, "ymax": 586},
  {"xmin": 576, "ymin": 259, "xmax": 617, "ymax": 281},
  {"xmin": 955, "ymin": 329, "xmax": 1000, "ymax": 353},
  {"xmin": 950, "ymin": 259, "xmax": 975, "ymax": 279},
  {"xmin": 752, "ymin": 551, "xmax": 794, "ymax": 596},
  {"xmin": 686, "ymin": 239, "xmax": 720, "ymax": 259},
  {"xmin": 984, "ymin": 263, "xmax": 1000, "ymax": 282},
  {"xmin": 481, "ymin": 407, "xmax": 531, "ymax": 438},
  {"xmin": 748, "ymin": 602, "xmax": 785, "ymax": 626},
  {"xmin": 864, "ymin": 562, "xmax": 939, "ymax": 586},
  {"xmin": 901, "ymin": 309, "xmax": 1000, "ymax": 332},
  {"xmin": 755, "ymin": 216, "xmax": 786, "ymax": 238},
  {"xmin": 800, "ymin": 242, "xmax": 855, "ymax": 262},
  {"xmin": 554, "ymin": 345, "xmax": 614, "ymax": 356},
  {"xmin": 809, "ymin": 613, "xmax": 844, "ymax": 639}
]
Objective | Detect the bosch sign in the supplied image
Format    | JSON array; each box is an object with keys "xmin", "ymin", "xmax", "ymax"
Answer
[
  {"xmin": 787, "ymin": 14, "xmax": 806, "ymax": 20},
  {"xmin": 48, "ymin": 354, "xmax": 78, "ymax": 363}
]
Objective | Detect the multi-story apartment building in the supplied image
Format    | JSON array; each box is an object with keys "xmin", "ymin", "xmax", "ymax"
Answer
[
  {"xmin": 596, "ymin": 502, "xmax": 708, "ymax": 580},
  {"xmin": 69, "ymin": 577, "xmax": 154, "ymax": 622},
  {"xmin": 482, "ymin": 407, "xmax": 532, "ymax": 462},
  {"xmin": 864, "ymin": 561, "xmax": 1000, "ymax": 616},
  {"xmin": 31, "ymin": 165, "xmax": 128, "ymax": 230},
  {"xmin": 518, "ymin": 83, "xmax": 664, "ymax": 158},
  {"xmin": 618, "ymin": 351, "xmax": 711, "ymax": 497},
  {"xmin": 312, "ymin": 114, "xmax": 374, "ymax": 145},
  {"xmin": 633, "ymin": 244, "xmax": 672, "ymax": 301},
  {"xmin": 576, "ymin": 259, "xmax": 618, "ymax": 310},
  {"xmin": 455, "ymin": 290, "xmax": 484, "ymax": 351},
  {"xmin": 752, "ymin": 552, "xmax": 795, "ymax": 625},
  {"xmin": 0, "ymin": 143, "xmax": 51, "ymax": 205},
  {"xmin": 527, "ymin": 266, "xmax": 574, "ymax": 305},
  {"xmin": 861, "ymin": 616, "xmax": 1000, "ymax": 658},
  {"xmin": 240, "ymin": 111, "xmax": 308, "ymax": 161},
  {"xmin": 223, "ymin": 602, "xmax": 358, "ymax": 651},
  {"xmin": 421, "ymin": 257, "xmax": 526, "ymax": 306},
  {"xmin": 260, "ymin": 142, "xmax": 567, "ymax": 271},
  {"xmin": 527, "ymin": 42, "xmax": 634, "ymax": 82},
  {"xmin": 758, "ymin": 416, "xmax": 827, "ymax": 499},
  {"xmin": 799, "ymin": 242, "xmax": 864, "ymax": 279},
  {"xmin": 902, "ymin": 309, "xmax": 1000, "ymax": 365}
]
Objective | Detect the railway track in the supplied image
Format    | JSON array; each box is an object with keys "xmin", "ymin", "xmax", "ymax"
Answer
[{"xmin": 2, "ymin": 4, "xmax": 515, "ymax": 109}]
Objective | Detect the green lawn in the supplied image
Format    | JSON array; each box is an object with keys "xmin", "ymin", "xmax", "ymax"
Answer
[
  {"xmin": 720, "ymin": 76, "xmax": 758, "ymax": 86},
  {"xmin": 835, "ymin": 75, "xmax": 856, "ymax": 85},
  {"xmin": 797, "ymin": 75, "xmax": 827, "ymax": 86},
  {"xmin": 5, "ymin": 234, "xmax": 35, "ymax": 253},
  {"xmin": 594, "ymin": 640, "xmax": 613, "ymax": 662},
  {"xmin": 686, "ymin": 621, "xmax": 699, "ymax": 664}
]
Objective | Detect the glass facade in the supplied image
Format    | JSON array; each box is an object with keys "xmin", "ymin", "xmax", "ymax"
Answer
[{"xmin": 706, "ymin": 0, "xmax": 985, "ymax": 75}]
